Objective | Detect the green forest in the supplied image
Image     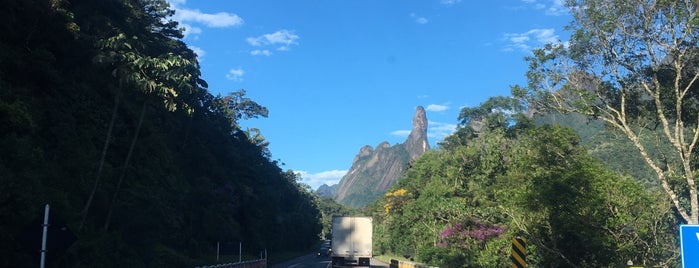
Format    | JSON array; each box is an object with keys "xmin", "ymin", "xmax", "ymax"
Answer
[
  {"xmin": 1, "ymin": 0, "xmax": 323, "ymax": 267},
  {"xmin": 368, "ymin": 103, "xmax": 679, "ymax": 267},
  {"xmin": 367, "ymin": 1, "xmax": 699, "ymax": 267},
  {"xmin": 4, "ymin": 0, "xmax": 699, "ymax": 268}
]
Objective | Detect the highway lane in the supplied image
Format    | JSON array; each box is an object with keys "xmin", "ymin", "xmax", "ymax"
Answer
[{"xmin": 269, "ymin": 253, "xmax": 389, "ymax": 268}]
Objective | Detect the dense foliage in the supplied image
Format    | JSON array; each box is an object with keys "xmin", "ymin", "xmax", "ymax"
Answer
[
  {"xmin": 369, "ymin": 97, "xmax": 679, "ymax": 267},
  {"xmin": 513, "ymin": 0, "xmax": 699, "ymax": 224},
  {"xmin": 534, "ymin": 112, "xmax": 667, "ymax": 189},
  {"xmin": 0, "ymin": 0, "xmax": 321, "ymax": 267}
]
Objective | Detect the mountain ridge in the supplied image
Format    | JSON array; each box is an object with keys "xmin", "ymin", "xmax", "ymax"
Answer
[{"xmin": 330, "ymin": 106, "xmax": 430, "ymax": 208}]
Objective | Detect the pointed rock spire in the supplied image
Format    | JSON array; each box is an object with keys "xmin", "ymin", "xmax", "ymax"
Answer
[
  {"xmin": 332, "ymin": 106, "xmax": 431, "ymax": 208},
  {"xmin": 405, "ymin": 106, "xmax": 430, "ymax": 161}
]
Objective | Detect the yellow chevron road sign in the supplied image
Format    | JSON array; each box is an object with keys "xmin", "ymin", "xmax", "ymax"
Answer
[{"xmin": 511, "ymin": 236, "xmax": 526, "ymax": 268}]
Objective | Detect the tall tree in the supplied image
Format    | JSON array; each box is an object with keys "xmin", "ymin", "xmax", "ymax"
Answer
[
  {"xmin": 79, "ymin": 0, "xmax": 202, "ymax": 231},
  {"xmin": 0, "ymin": 0, "xmax": 323, "ymax": 266},
  {"xmin": 513, "ymin": 0, "xmax": 699, "ymax": 224}
]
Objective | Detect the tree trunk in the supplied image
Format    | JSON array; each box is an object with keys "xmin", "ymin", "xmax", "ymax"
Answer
[
  {"xmin": 179, "ymin": 113, "xmax": 193, "ymax": 150},
  {"xmin": 79, "ymin": 91, "xmax": 120, "ymax": 231},
  {"xmin": 104, "ymin": 100, "xmax": 147, "ymax": 231},
  {"xmin": 609, "ymin": 116, "xmax": 693, "ymax": 224}
]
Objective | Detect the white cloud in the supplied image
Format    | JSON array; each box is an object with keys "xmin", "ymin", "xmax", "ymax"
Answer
[
  {"xmin": 392, "ymin": 121, "xmax": 456, "ymax": 140},
  {"xmin": 189, "ymin": 45, "xmax": 205, "ymax": 58},
  {"xmin": 226, "ymin": 68, "xmax": 244, "ymax": 81},
  {"xmin": 179, "ymin": 23, "xmax": 202, "ymax": 38},
  {"xmin": 166, "ymin": 0, "xmax": 243, "ymax": 38},
  {"xmin": 509, "ymin": 35, "xmax": 530, "ymax": 43},
  {"xmin": 546, "ymin": 0, "xmax": 567, "ymax": 16},
  {"xmin": 534, "ymin": 29, "xmax": 559, "ymax": 43},
  {"xmin": 168, "ymin": 0, "xmax": 186, "ymax": 5},
  {"xmin": 297, "ymin": 170, "xmax": 347, "ymax": 189},
  {"xmin": 391, "ymin": 130, "xmax": 412, "ymax": 137},
  {"xmin": 426, "ymin": 104, "xmax": 449, "ymax": 112},
  {"xmin": 503, "ymin": 28, "xmax": 559, "ymax": 52},
  {"xmin": 410, "ymin": 13, "xmax": 428, "ymax": 24},
  {"xmin": 428, "ymin": 121, "xmax": 457, "ymax": 140},
  {"xmin": 251, "ymin": 49, "xmax": 272, "ymax": 56},
  {"xmin": 441, "ymin": 0, "xmax": 462, "ymax": 5},
  {"xmin": 520, "ymin": 0, "xmax": 567, "ymax": 16},
  {"xmin": 173, "ymin": 9, "xmax": 243, "ymax": 28},
  {"xmin": 247, "ymin": 30, "xmax": 300, "ymax": 51}
]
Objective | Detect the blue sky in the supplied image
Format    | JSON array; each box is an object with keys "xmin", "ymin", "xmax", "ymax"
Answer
[{"xmin": 165, "ymin": 0, "xmax": 570, "ymax": 190}]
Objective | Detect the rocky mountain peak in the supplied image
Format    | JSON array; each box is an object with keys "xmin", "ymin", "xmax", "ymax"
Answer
[
  {"xmin": 405, "ymin": 106, "xmax": 430, "ymax": 161},
  {"xmin": 413, "ymin": 106, "xmax": 428, "ymax": 132},
  {"xmin": 332, "ymin": 106, "xmax": 431, "ymax": 208}
]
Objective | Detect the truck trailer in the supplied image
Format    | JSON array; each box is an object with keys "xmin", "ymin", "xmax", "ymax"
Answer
[{"xmin": 331, "ymin": 216, "xmax": 372, "ymax": 267}]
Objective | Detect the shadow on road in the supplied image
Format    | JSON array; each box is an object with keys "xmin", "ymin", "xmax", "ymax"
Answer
[{"xmin": 268, "ymin": 253, "xmax": 388, "ymax": 268}]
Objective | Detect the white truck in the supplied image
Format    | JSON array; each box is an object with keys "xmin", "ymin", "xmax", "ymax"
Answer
[{"xmin": 331, "ymin": 216, "xmax": 373, "ymax": 267}]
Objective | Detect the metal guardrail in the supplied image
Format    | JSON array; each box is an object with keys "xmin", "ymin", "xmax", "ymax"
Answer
[{"xmin": 195, "ymin": 259, "xmax": 267, "ymax": 268}]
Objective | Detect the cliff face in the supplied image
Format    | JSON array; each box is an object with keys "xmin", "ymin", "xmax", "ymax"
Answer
[{"xmin": 333, "ymin": 106, "xmax": 430, "ymax": 208}]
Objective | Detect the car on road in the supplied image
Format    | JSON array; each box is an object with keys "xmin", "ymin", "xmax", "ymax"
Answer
[{"xmin": 317, "ymin": 245, "xmax": 331, "ymax": 257}]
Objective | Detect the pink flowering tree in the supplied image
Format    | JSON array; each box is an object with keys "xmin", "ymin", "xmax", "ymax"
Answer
[
  {"xmin": 416, "ymin": 218, "xmax": 506, "ymax": 267},
  {"xmin": 438, "ymin": 219, "xmax": 503, "ymax": 250}
]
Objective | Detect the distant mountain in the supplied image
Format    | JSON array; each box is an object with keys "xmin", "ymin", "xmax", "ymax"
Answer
[
  {"xmin": 534, "ymin": 112, "xmax": 658, "ymax": 188},
  {"xmin": 333, "ymin": 106, "xmax": 430, "ymax": 208},
  {"xmin": 315, "ymin": 183, "xmax": 337, "ymax": 198}
]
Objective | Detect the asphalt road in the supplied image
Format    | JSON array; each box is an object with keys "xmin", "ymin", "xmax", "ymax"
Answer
[{"xmin": 269, "ymin": 253, "xmax": 389, "ymax": 268}]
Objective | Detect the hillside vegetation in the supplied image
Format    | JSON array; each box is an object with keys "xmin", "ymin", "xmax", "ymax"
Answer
[
  {"xmin": 369, "ymin": 0, "xmax": 699, "ymax": 266},
  {"xmin": 368, "ymin": 99, "xmax": 679, "ymax": 267},
  {"xmin": 0, "ymin": 1, "xmax": 321, "ymax": 267}
]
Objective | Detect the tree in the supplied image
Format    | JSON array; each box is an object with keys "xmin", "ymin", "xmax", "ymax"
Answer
[
  {"xmin": 80, "ymin": 0, "xmax": 202, "ymax": 231},
  {"xmin": 440, "ymin": 96, "xmax": 531, "ymax": 150},
  {"xmin": 221, "ymin": 89, "xmax": 269, "ymax": 130},
  {"xmin": 0, "ymin": 0, "xmax": 323, "ymax": 266},
  {"xmin": 503, "ymin": 125, "xmax": 678, "ymax": 267},
  {"xmin": 513, "ymin": 0, "xmax": 699, "ymax": 224}
]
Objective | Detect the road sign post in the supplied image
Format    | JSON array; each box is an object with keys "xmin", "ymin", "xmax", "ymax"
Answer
[{"xmin": 680, "ymin": 225, "xmax": 699, "ymax": 268}]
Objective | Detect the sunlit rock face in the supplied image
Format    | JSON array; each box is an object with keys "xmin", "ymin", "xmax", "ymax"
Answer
[{"xmin": 333, "ymin": 106, "xmax": 429, "ymax": 208}]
